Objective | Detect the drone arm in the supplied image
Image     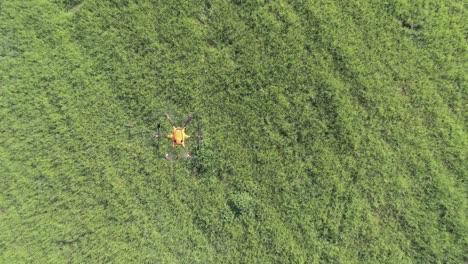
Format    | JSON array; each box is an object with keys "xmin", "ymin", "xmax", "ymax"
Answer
[
  {"xmin": 164, "ymin": 114, "xmax": 174, "ymax": 127},
  {"xmin": 183, "ymin": 115, "xmax": 193, "ymax": 128}
]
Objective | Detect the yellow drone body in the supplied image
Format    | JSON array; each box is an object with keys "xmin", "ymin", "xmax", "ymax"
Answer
[{"xmin": 168, "ymin": 127, "xmax": 190, "ymax": 147}]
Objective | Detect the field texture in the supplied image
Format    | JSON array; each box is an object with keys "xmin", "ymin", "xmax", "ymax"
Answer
[{"xmin": 1, "ymin": 0, "xmax": 466, "ymax": 263}]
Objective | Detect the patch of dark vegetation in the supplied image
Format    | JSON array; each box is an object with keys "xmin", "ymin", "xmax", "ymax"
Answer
[
  {"xmin": 55, "ymin": 0, "xmax": 84, "ymax": 12},
  {"xmin": 397, "ymin": 16, "xmax": 423, "ymax": 31}
]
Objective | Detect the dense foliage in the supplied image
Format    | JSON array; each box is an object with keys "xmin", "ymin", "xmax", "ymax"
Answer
[{"xmin": 1, "ymin": 0, "xmax": 466, "ymax": 262}]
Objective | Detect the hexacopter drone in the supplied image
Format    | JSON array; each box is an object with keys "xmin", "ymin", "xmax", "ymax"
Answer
[{"xmin": 152, "ymin": 114, "xmax": 203, "ymax": 160}]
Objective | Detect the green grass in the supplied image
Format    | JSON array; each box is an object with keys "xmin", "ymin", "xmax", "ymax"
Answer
[{"xmin": 1, "ymin": 0, "xmax": 466, "ymax": 263}]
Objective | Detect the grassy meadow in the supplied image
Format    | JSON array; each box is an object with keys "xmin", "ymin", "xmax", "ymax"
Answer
[{"xmin": 0, "ymin": 0, "xmax": 466, "ymax": 262}]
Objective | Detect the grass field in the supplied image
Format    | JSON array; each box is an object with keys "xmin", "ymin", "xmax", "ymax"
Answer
[{"xmin": 1, "ymin": 0, "xmax": 466, "ymax": 263}]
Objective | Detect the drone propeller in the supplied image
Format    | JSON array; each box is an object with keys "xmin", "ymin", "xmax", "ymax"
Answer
[{"xmin": 163, "ymin": 153, "xmax": 176, "ymax": 160}]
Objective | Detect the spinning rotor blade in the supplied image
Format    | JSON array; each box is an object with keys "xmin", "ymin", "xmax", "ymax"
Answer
[{"xmin": 164, "ymin": 153, "xmax": 176, "ymax": 161}]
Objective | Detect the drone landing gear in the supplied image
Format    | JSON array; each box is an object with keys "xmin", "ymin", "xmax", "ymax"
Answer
[{"xmin": 151, "ymin": 123, "xmax": 162, "ymax": 150}]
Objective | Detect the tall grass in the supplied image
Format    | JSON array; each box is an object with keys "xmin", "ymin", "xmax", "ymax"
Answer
[{"xmin": 1, "ymin": 0, "xmax": 466, "ymax": 262}]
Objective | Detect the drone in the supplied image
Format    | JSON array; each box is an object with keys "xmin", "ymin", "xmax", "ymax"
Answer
[{"xmin": 152, "ymin": 114, "xmax": 203, "ymax": 160}]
